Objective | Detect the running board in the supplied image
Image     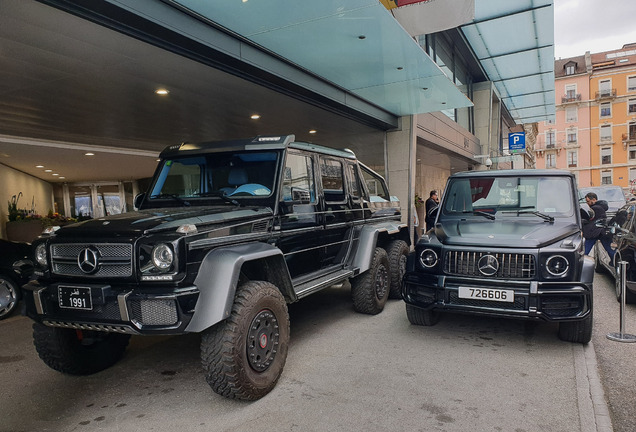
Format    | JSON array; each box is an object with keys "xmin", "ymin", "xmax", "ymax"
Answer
[{"xmin": 294, "ymin": 269, "xmax": 355, "ymax": 299}]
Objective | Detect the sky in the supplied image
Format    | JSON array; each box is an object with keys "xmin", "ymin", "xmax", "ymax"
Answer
[{"xmin": 554, "ymin": 0, "xmax": 636, "ymax": 59}]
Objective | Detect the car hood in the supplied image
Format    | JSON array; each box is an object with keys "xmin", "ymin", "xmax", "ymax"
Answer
[
  {"xmin": 52, "ymin": 206, "xmax": 273, "ymax": 239},
  {"xmin": 435, "ymin": 219, "xmax": 580, "ymax": 248}
]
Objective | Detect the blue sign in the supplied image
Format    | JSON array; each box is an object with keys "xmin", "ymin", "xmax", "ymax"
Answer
[{"xmin": 509, "ymin": 132, "xmax": 526, "ymax": 153}]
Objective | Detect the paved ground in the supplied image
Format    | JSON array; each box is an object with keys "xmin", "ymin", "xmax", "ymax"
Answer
[
  {"xmin": 590, "ymin": 267, "xmax": 636, "ymax": 432},
  {"xmin": 2, "ymin": 279, "xmax": 614, "ymax": 432}
]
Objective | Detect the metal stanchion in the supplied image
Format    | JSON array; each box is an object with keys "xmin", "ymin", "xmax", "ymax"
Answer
[{"xmin": 607, "ymin": 261, "xmax": 636, "ymax": 343}]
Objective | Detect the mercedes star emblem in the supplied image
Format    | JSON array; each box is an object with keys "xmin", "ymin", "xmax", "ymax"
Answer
[
  {"xmin": 78, "ymin": 247, "xmax": 100, "ymax": 274},
  {"xmin": 477, "ymin": 254, "xmax": 499, "ymax": 276}
]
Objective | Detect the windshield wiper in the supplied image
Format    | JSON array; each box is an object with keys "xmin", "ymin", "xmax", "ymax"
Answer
[
  {"xmin": 501, "ymin": 209, "xmax": 554, "ymax": 222},
  {"xmin": 150, "ymin": 193, "xmax": 191, "ymax": 206},
  {"xmin": 461, "ymin": 210, "xmax": 495, "ymax": 220},
  {"xmin": 194, "ymin": 191, "xmax": 240, "ymax": 207}
]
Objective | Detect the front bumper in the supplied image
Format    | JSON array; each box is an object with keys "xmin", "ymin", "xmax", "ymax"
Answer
[
  {"xmin": 22, "ymin": 280, "xmax": 199, "ymax": 335},
  {"xmin": 402, "ymin": 272, "xmax": 592, "ymax": 322}
]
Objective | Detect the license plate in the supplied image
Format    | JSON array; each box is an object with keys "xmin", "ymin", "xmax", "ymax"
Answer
[
  {"xmin": 458, "ymin": 287, "xmax": 514, "ymax": 303},
  {"xmin": 58, "ymin": 286, "xmax": 93, "ymax": 310}
]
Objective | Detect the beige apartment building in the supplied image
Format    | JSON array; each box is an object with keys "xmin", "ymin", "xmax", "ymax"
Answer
[{"xmin": 538, "ymin": 44, "xmax": 636, "ymax": 194}]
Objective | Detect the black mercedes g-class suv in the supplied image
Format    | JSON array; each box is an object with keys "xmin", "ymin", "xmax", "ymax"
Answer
[
  {"xmin": 402, "ymin": 169, "xmax": 593, "ymax": 343},
  {"xmin": 22, "ymin": 135, "xmax": 410, "ymax": 400}
]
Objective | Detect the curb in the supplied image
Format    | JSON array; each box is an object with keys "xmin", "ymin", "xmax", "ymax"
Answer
[{"xmin": 574, "ymin": 341, "xmax": 613, "ymax": 432}]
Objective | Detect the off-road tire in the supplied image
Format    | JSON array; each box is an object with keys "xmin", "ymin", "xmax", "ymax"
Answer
[
  {"xmin": 405, "ymin": 303, "xmax": 440, "ymax": 326},
  {"xmin": 32, "ymin": 322, "xmax": 131, "ymax": 374},
  {"xmin": 558, "ymin": 311, "xmax": 593, "ymax": 344},
  {"xmin": 351, "ymin": 247, "xmax": 390, "ymax": 315},
  {"xmin": 0, "ymin": 275, "xmax": 20, "ymax": 319},
  {"xmin": 386, "ymin": 240, "xmax": 409, "ymax": 299},
  {"xmin": 200, "ymin": 281, "xmax": 290, "ymax": 401}
]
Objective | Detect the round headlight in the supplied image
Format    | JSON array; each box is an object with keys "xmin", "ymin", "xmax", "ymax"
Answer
[
  {"xmin": 151, "ymin": 244, "xmax": 174, "ymax": 270},
  {"xmin": 419, "ymin": 248, "xmax": 438, "ymax": 268},
  {"xmin": 35, "ymin": 243, "xmax": 48, "ymax": 266},
  {"xmin": 546, "ymin": 255, "xmax": 569, "ymax": 276}
]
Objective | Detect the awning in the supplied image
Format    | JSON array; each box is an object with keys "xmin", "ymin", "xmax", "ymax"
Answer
[
  {"xmin": 165, "ymin": 0, "xmax": 473, "ymax": 117},
  {"xmin": 460, "ymin": 0, "xmax": 556, "ymax": 124}
]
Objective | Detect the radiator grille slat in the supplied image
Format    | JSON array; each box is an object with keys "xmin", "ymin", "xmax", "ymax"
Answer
[
  {"xmin": 444, "ymin": 251, "xmax": 535, "ymax": 279},
  {"xmin": 51, "ymin": 243, "xmax": 133, "ymax": 277}
]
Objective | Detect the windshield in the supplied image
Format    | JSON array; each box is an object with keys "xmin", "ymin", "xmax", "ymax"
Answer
[
  {"xmin": 148, "ymin": 151, "xmax": 279, "ymax": 201},
  {"xmin": 441, "ymin": 176, "xmax": 575, "ymax": 219}
]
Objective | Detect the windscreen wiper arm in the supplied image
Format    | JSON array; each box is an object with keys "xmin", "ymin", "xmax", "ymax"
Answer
[
  {"xmin": 150, "ymin": 193, "xmax": 191, "ymax": 206},
  {"xmin": 461, "ymin": 210, "xmax": 495, "ymax": 220}
]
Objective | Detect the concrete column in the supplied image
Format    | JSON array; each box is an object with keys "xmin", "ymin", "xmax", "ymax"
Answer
[{"xmin": 386, "ymin": 115, "xmax": 417, "ymax": 238}]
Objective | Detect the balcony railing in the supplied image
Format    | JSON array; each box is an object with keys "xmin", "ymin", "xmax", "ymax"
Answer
[
  {"xmin": 561, "ymin": 94, "xmax": 581, "ymax": 103},
  {"xmin": 623, "ymin": 133, "xmax": 636, "ymax": 143},
  {"xmin": 596, "ymin": 89, "xmax": 617, "ymax": 99}
]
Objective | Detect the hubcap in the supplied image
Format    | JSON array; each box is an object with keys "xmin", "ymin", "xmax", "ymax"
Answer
[
  {"xmin": 375, "ymin": 265, "xmax": 388, "ymax": 299},
  {"xmin": 0, "ymin": 279, "xmax": 16, "ymax": 313},
  {"xmin": 247, "ymin": 309, "xmax": 279, "ymax": 372}
]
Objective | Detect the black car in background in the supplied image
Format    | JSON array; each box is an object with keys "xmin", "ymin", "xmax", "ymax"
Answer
[
  {"xmin": 594, "ymin": 201, "xmax": 636, "ymax": 303},
  {"xmin": 0, "ymin": 239, "xmax": 32, "ymax": 319}
]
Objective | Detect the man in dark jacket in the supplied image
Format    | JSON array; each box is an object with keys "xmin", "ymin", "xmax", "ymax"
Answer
[
  {"xmin": 582, "ymin": 192, "xmax": 615, "ymax": 259},
  {"xmin": 425, "ymin": 190, "xmax": 439, "ymax": 232}
]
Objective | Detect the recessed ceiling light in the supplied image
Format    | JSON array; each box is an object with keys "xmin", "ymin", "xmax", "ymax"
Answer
[
  {"xmin": 85, "ymin": 152, "xmax": 95, "ymax": 156},
  {"xmin": 397, "ymin": 67, "xmax": 404, "ymax": 70},
  {"xmin": 309, "ymin": 130, "xmax": 317, "ymax": 134},
  {"xmin": 155, "ymin": 88, "xmax": 169, "ymax": 95},
  {"xmin": 59, "ymin": 177, "xmax": 65, "ymax": 179},
  {"xmin": 358, "ymin": 35, "xmax": 366, "ymax": 40},
  {"xmin": 250, "ymin": 114, "xmax": 261, "ymax": 120},
  {"xmin": 45, "ymin": 169, "xmax": 52, "ymax": 172},
  {"xmin": 36, "ymin": 165, "xmax": 44, "ymax": 168},
  {"xmin": 52, "ymin": 173, "xmax": 59, "ymax": 176}
]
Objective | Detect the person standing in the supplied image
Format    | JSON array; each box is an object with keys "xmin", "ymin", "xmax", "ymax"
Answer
[
  {"xmin": 582, "ymin": 192, "xmax": 614, "ymax": 259},
  {"xmin": 425, "ymin": 190, "xmax": 439, "ymax": 232}
]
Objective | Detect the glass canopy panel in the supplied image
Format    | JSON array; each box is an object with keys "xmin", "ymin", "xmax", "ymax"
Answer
[
  {"xmin": 171, "ymin": 0, "xmax": 471, "ymax": 116},
  {"xmin": 460, "ymin": 0, "xmax": 555, "ymax": 123}
]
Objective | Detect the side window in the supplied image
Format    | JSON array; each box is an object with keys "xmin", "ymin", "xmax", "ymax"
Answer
[
  {"xmin": 347, "ymin": 163, "xmax": 361, "ymax": 199},
  {"xmin": 321, "ymin": 158, "xmax": 345, "ymax": 202},
  {"xmin": 282, "ymin": 153, "xmax": 315, "ymax": 203},
  {"xmin": 360, "ymin": 165, "xmax": 389, "ymax": 201}
]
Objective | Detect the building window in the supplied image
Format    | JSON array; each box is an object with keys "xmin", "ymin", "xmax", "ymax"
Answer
[
  {"xmin": 599, "ymin": 79, "xmax": 612, "ymax": 97},
  {"xmin": 566, "ymin": 106, "xmax": 578, "ymax": 122},
  {"xmin": 601, "ymin": 170, "xmax": 612, "ymax": 185},
  {"xmin": 600, "ymin": 102, "xmax": 612, "ymax": 118},
  {"xmin": 629, "ymin": 98, "xmax": 636, "ymax": 114},
  {"xmin": 567, "ymin": 150, "xmax": 577, "ymax": 167},
  {"xmin": 546, "ymin": 130, "xmax": 556, "ymax": 148},
  {"xmin": 629, "ymin": 145, "xmax": 636, "ymax": 160},
  {"xmin": 565, "ymin": 84, "xmax": 576, "ymax": 99},
  {"xmin": 630, "ymin": 122, "xmax": 636, "ymax": 141},
  {"xmin": 567, "ymin": 130, "xmax": 577, "ymax": 143},
  {"xmin": 546, "ymin": 153, "xmax": 556, "ymax": 168},
  {"xmin": 630, "ymin": 167, "xmax": 636, "ymax": 184},
  {"xmin": 600, "ymin": 124, "xmax": 612, "ymax": 141},
  {"xmin": 565, "ymin": 64, "xmax": 575, "ymax": 75},
  {"xmin": 629, "ymin": 76, "xmax": 636, "ymax": 92},
  {"xmin": 601, "ymin": 147, "xmax": 612, "ymax": 164}
]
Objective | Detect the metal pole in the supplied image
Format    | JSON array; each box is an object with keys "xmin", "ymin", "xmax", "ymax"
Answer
[{"xmin": 607, "ymin": 261, "xmax": 636, "ymax": 342}]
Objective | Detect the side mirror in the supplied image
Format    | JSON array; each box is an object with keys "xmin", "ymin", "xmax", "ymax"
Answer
[{"xmin": 134, "ymin": 193, "xmax": 146, "ymax": 210}]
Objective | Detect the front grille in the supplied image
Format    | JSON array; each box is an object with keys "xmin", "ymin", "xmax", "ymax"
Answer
[
  {"xmin": 130, "ymin": 299, "xmax": 178, "ymax": 326},
  {"xmin": 444, "ymin": 251, "xmax": 535, "ymax": 279},
  {"xmin": 51, "ymin": 243, "xmax": 133, "ymax": 278}
]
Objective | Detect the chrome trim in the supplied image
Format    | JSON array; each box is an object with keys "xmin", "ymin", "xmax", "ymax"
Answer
[
  {"xmin": 189, "ymin": 232, "xmax": 272, "ymax": 250},
  {"xmin": 33, "ymin": 286, "xmax": 46, "ymax": 315},
  {"xmin": 118, "ymin": 291, "xmax": 132, "ymax": 321}
]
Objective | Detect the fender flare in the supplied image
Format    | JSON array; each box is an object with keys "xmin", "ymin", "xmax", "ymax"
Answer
[
  {"xmin": 185, "ymin": 242, "xmax": 291, "ymax": 332},
  {"xmin": 352, "ymin": 222, "xmax": 407, "ymax": 273}
]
